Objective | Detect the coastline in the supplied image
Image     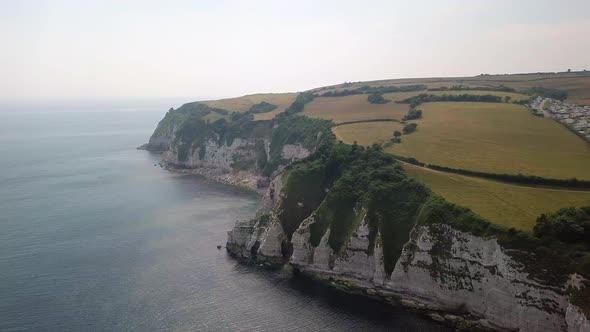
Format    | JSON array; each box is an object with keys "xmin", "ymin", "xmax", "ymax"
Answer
[{"xmin": 161, "ymin": 162, "xmax": 267, "ymax": 195}]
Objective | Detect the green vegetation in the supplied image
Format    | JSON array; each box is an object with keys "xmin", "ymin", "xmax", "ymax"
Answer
[
  {"xmin": 425, "ymin": 163, "xmax": 590, "ymax": 189},
  {"xmin": 428, "ymin": 85, "xmax": 516, "ymax": 93},
  {"xmin": 402, "ymin": 123, "xmax": 418, "ymax": 134},
  {"xmin": 159, "ymin": 102, "xmax": 233, "ymax": 160},
  {"xmin": 278, "ymin": 143, "xmax": 429, "ymax": 274},
  {"xmin": 401, "ymin": 93, "xmax": 504, "ymax": 107},
  {"xmin": 248, "ymin": 101, "xmax": 277, "ymax": 114},
  {"xmin": 534, "ymin": 206, "xmax": 590, "ymax": 245},
  {"xmin": 173, "ymin": 112, "xmax": 275, "ymax": 163},
  {"xmin": 200, "ymin": 93, "xmax": 297, "ymax": 120},
  {"xmin": 382, "ymin": 90, "xmax": 531, "ymax": 104},
  {"xmin": 264, "ymin": 115, "xmax": 334, "ymax": 176},
  {"xmin": 319, "ymin": 84, "xmax": 427, "ymax": 97},
  {"xmin": 277, "ymin": 91, "xmax": 315, "ymax": 118},
  {"xmin": 163, "ymin": 91, "xmax": 331, "ymax": 174},
  {"xmin": 151, "ymin": 103, "xmax": 226, "ymax": 142},
  {"xmin": 367, "ymin": 93, "xmax": 390, "ymax": 104},
  {"xmin": 403, "ymin": 107, "xmax": 422, "ymax": 121},
  {"xmin": 258, "ymin": 214, "xmax": 271, "ymax": 227},
  {"xmin": 278, "ymin": 155, "xmax": 336, "ymax": 239},
  {"xmin": 525, "ymin": 86, "xmax": 569, "ymax": 101}
]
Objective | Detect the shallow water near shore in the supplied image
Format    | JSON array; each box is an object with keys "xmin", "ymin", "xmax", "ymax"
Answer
[{"xmin": 0, "ymin": 101, "xmax": 448, "ymax": 331}]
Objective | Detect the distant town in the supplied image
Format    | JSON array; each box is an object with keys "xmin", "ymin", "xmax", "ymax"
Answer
[{"xmin": 530, "ymin": 96, "xmax": 590, "ymax": 141}]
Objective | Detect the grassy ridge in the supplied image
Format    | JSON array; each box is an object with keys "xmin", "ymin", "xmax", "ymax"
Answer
[
  {"xmin": 199, "ymin": 93, "xmax": 297, "ymax": 120},
  {"xmin": 312, "ymin": 72, "xmax": 590, "ymax": 105}
]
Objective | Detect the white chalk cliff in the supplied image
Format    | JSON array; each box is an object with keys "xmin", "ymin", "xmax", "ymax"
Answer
[{"xmin": 227, "ymin": 192, "xmax": 590, "ymax": 332}]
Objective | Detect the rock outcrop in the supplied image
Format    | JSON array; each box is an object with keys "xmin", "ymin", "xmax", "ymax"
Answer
[
  {"xmin": 139, "ymin": 101, "xmax": 327, "ymax": 191},
  {"xmin": 229, "ymin": 205, "xmax": 590, "ymax": 331}
]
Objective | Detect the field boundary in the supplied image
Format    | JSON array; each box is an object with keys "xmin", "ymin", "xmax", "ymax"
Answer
[
  {"xmin": 391, "ymin": 154, "xmax": 590, "ymax": 190},
  {"xmin": 331, "ymin": 118, "xmax": 403, "ymax": 127}
]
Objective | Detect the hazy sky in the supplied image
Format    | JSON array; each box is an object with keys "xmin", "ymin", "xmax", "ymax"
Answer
[{"xmin": 2, "ymin": 0, "xmax": 589, "ymax": 100}]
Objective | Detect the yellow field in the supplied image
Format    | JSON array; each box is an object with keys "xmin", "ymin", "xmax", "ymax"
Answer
[
  {"xmin": 304, "ymin": 95, "xmax": 409, "ymax": 123},
  {"xmin": 332, "ymin": 121, "xmax": 403, "ymax": 146},
  {"xmin": 200, "ymin": 93, "xmax": 297, "ymax": 120},
  {"xmin": 386, "ymin": 102, "xmax": 590, "ymax": 180},
  {"xmin": 403, "ymin": 163, "xmax": 590, "ymax": 231}
]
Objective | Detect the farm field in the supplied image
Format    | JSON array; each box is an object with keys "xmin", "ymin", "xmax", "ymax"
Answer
[
  {"xmin": 386, "ymin": 102, "xmax": 590, "ymax": 180},
  {"xmin": 403, "ymin": 163, "xmax": 590, "ymax": 231},
  {"xmin": 304, "ymin": 94, "xmax": 409, "ymax": 123},
  {"xmin": 332, "ymin": 121, "xmax": 403, "ymax": 146},
  {"xmin": 500, "ymin": 76, "xmax": 590, "ymax": 105},
  {"xmin": 200, "ymin": 93, "xmax": 297, "ymax": 120},
  {"xmin": 313, "ymin": 72, "xmax": 590, "ymax": 105}
]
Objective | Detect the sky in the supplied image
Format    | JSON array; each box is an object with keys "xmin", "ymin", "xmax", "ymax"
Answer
[{"xmin": 1, "ymin": 0, "xmax": 589, "ymax": 100}]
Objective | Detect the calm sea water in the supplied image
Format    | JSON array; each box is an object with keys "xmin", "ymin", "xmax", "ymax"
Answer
[{"xmin": 0, "ymin": 100, "xmax": 447, "ymax": 331}]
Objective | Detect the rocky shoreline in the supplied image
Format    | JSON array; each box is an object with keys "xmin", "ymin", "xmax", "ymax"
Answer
[{"xmin": 160, "ymin": 161, "xmax": 267, "ymax": 194}]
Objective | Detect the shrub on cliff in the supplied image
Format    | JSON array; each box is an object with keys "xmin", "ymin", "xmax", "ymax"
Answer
[
  {"xmin": 534, "ymin": 206, "xmax": 590, "ymax": 245},
  {"xmin": 263, "ymin": 115, "xmax": 334, "ymax": 176}
]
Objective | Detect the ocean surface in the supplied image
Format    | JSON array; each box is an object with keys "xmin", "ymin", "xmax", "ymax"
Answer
[{"xmin": 0, "ymin": 100, "xmax": 448, "ymax": 331}]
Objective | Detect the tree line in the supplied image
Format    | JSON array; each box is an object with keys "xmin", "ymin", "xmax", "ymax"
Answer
[{"xmin": 318, "ymin": 84, "xmax": 427, "ymax": 97}]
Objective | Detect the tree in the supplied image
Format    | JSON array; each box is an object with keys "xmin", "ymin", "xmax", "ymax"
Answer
[
  {"xmin": 403, "ymin": 123, "xmax": 418, "ymax": 134},
  {"xmin": 504, "ymin": 96, "xmax": 511, "ymax": 103},
  {"xmin": 367, "ymin": 93, "xmax": 389, "ymax": 104},
  {"xmin": 393, "ymin": 131, "xmax": 402, "ymax": 138}
]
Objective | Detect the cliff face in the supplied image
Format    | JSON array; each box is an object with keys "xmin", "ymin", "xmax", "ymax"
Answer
[
  {"xmin": 291, "ymin": 220, "xmax": 579, "ymax": 331},
  {"xmin": 225, "ymin": 146, "xmax": 590, "ymax": 332},
  {"xmin": 229, "ymin": 198, "xmax": 590, "ymax": 331},
  {"xmin": 226, "ymin": 174, "xmax": 289, "ymax": 263},
  {"xmin": 141, "ymin": 101, "xmax": 328, "ymax": 190}
]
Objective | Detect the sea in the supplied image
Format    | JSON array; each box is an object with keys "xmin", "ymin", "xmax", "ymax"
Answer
[{"xmin": 0, "ymin": 99, "xmax": 448, "ymax": 331}]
